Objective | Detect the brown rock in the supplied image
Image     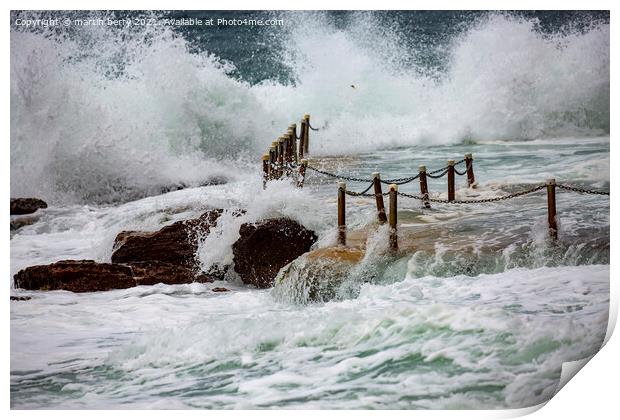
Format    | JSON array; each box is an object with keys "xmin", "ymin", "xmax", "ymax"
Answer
[
  {"xmin": 10, "ymin": 296, "xmax": 32, "ymax": 301},
  {"xmin": 232, "ymin": 218, "xmax": 317, "ymax": 288},
  {"xmin": 13, "ymin": 260, "xmax": 211, "ymax": 293},
  {"xmin": 111, "ymin": 209, "xmax": 224, "ymax": 268},
  {"xmin": 14, "ymin": 260, "xmax": 136, "ymax": 292},
  {"xmin": 10, "ymin": 198, "xmax": 47, "ymax": 215},
  {"xmin": 126, "ymin": 261, "xmax": 212, "ymax": 286},
  {"xmin": 211, "ymin": 287, "xmax": 230, "ymax": 292}
]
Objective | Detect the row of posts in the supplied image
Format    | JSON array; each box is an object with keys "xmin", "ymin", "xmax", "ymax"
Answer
[
  {"xmin": 337, "ymin": 180, "xmax": 399, "ymax": 248},
  {"xmin": 262, "ymin": 114, "xmax": 312, "ymax": 189},
  {"xmin": 337, "ymin": 158, "xmax": 560, "ymax": 249},
  {"xmin": 419, "ymin": 154, "xmax": 476, "ymax": 208}
]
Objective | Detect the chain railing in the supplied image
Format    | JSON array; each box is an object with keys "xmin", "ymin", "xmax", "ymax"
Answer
[
  {"xmin": 338, "ymin": 179, "xmax": 608, "ymax": 248},
  {"xmin": 260, "ymin": 117, "xmax": 474, "ymax": 189},
  {"xmin": 305, "ymin": 158, "xmax": 467, "ymax": 185},
  {"xmin": 556, "ymin": 184, "xmax": 610, "ymax": 196},
  {"xmin": 260, "ymin": 115, "xmax": 609, "ymax": 248}
]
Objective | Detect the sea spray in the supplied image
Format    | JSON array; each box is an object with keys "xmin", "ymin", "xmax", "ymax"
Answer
[{"xmin": 11, "ymin": 11, "xmax": 609, "ymax": 203}]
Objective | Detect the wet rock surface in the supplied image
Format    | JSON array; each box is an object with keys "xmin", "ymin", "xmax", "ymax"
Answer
[
  {"xmin": 272, "ymin": 246, "xmax": 365, "ymax": 304},
  {"xmin": 232, "ymin": 218, "xmax": 318, "ymax": 288},
  {"xmin": 10, "ymin": 198, "xmax": 47, "ymax": 215},
  {"xmin": 11, "ymin": 214, "xmax": 41, "ymax": 231},
  {"xmin": 13, "ymin": 260, "xmax": 211, "ymax": 293},
  {"xmin": 111, "ymin": 209, "xmax": 225, "ymax": 268}
]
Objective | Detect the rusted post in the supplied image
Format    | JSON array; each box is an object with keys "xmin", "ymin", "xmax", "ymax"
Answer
[
  {"xmin": 277, "ymin": 137, "xmax": 285, "ymax": 179},
  {"xmin": 338, "ymin": 182, "xmax": 346, "ymax": 246},
  {"xmin": 272, "ymin": 141, "xmax": 279, "ymax": 179},
  {"xmin": 287, "ymin": 128, "xmax": 295, "ymax": 164},
  {"xmin": 303, "ymin": 114, "xmax": 310, "ymax": 155},
  {"xmin": 269, "ymin": 143, "xmax": 277, "ymax": 180},
  {"xmin": 299, "ymin": 119, "xmax": 307, "ymax": 159},
  {"xmin": 447, "ymin": 160, "xmax": 455, "ymax": 202},
  {"xmin": 290, "ymin": 123, "xmax": 298, "ymax": 163},
  {"xmin": 418, "ymin": 165, "xmax": 431, "ymax": 209},
  {"xmin": 389, "ymin": 184, "xmax": 398, "ymax": 249},
  {"xmin": 262, "ymin": 154, "xmax": 269, "ymax": 189},
  {"xmin": 372, "ymin": 172, "xmax": 387, "ymax": 223},
  {"xmin": 282, "ymin": 136, "xmax": 289, "ymax": 176},
  {"xmin": 286, "ymin": 130, "xmax": 295, "ymax": 175},
  {"xmin": 297, "ymin": 158, "xmax": 308, "ymax": 188},
  {"xmin": 283, "ymin": 133, "xmax": 291, "ymax": 176},
  {"xmin": 547, "ymin": 178, "xmax": 558, "ymax": 239},
  {"xmin": 465, "ymin": 153, "xmax": 476, "ymax": 188}
]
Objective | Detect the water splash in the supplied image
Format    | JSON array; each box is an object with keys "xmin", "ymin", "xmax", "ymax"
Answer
[{"xmin": 11, "ymin": 12, "xmax": 609, "ymax": 203}]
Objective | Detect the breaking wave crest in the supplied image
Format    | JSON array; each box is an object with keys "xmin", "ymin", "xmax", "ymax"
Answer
[{"xmin": 10, "ymin": 11, "xmax": 609, "ymax": 203}]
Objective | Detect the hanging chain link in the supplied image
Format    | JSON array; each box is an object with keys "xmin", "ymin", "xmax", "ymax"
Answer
[
  {"xmin": 342, "ymin": 183, "xmax": 610, "ymax": 202},
  {"xmin": 344, "ymin": 182, "xmax": 376, "ymax": 197},
  {"xmin": 306, "ymin": 165, "xmax": 371, "ymax": 183},
  {"xmin": 556, "ymin": 184, "xmax": 610, "ymax": 196},
  {"xmin": 427, "ymin": 159, "xmax": 466, "ymax": 175},
  {"xmin": 289, "ymin": 152, "xmax": 609, "ymax": 200},
  {"xmin": 305, "ymin": 159, "xmax": 466, "ymax": 185},
  {"xmin": 426, "ymin": 169, "xmax": 449, "ymax": 179},
  {"xmin": 399, "ymin": 184, "xmax": 547, "ymax": 204},
  {"xmin": 453, "ymin": 160, "xmax": 471, "ymax": 176},
  {"xmin": 307, "ymin": 122, "xmax": 320, "ymax": 131}
]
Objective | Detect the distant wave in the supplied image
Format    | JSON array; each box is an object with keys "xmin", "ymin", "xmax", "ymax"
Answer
[{"xmin": 11, "ymin": 12, "xmax": 609, "ymax": 203}]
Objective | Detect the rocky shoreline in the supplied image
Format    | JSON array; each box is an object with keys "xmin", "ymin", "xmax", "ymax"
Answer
[{"xmin": 12, "ymin": 200, "xmax": 318, "ymax": 294}]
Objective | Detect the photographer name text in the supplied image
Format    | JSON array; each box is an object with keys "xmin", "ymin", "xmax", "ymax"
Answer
[{"xmin": 13, "ymin": 17, "xmax": 284, "ymax": 28}]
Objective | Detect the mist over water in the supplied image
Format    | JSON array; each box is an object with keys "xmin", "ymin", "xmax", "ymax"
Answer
[{"xmin": 10, "ymin": 11, "xmax": 609, "ymax": 203}]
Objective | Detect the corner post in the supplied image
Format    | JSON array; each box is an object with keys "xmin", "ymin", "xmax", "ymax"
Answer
[
  {"xmin": 303, "ymin": 114, "xmax": 310, "ymax": 155},
  {"xmin": 299, "ymin": 119, "xmax": 307, "ymax": 159},
  {"xmin": 372, "ymin": 172, "xmax": 387, "ymax": 223}
]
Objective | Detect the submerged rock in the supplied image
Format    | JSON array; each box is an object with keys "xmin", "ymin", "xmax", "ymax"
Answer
[
  {"xmin": 10, "ymin": 198, "xmax": 47, "ymax": 215},
  {"xmin": 232, "ymin": 218, "xmax": 318, "ymax": 288},
  {"xmin": 111, "ymin": 209, "xmax": 225, "ymax": 268},
  {"xmin": 272, "ymin": 247, "xmax": 365, "ymax": 304},
  {"xmin": 10, "ymin": 296, "xmax": 31, "ymax": 301},
  {"xmin": 10, "ymin": 214, "xmax": 41, "ymax": 231},
  {"xmin": 13, "ymin": 260, "xmax": 211, "ymax": 293}
]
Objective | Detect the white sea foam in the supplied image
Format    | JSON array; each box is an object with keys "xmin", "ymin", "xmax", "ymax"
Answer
[
  {"xmin": 10, "ymin": 265, "xmax": 609, "ymax": 409},
  {"xmin": 10, "ymin": 13, "xmax": 609, "ymax": 203}
]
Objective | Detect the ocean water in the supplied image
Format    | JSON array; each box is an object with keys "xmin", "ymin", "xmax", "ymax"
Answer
[{"xmin": 10, "ymin": 11, "xmax": 610, "ymax": 409}]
